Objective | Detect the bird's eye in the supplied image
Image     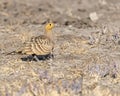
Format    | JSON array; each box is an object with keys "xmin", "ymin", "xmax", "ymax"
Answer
[{"xmin": 49, "ymin": 24, "xmax": 51, "ymax": 26}]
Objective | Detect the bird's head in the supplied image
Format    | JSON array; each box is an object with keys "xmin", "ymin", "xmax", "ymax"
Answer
[{"xmin": 45, "ymin": 23, "xmax": 54, "ymax": 32}]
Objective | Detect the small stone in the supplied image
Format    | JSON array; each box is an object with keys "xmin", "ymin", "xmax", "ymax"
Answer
[{"xmin": 89, "ymin": 12, "xmax": 99, "ymax": 22}]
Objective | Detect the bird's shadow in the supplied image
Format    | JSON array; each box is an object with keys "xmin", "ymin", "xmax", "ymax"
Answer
[{"xmin": 21, "ymin": 54, "xmax": 54, "ymax": 61}]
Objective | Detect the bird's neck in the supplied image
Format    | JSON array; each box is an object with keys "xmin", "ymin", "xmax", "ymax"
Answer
[{"xmin": 45, "ymin": 30, "xmax": 53, "ymax": 40}]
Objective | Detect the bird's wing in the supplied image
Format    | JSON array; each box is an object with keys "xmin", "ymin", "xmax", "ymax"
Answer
[{"xmin": 23, "ymin": 35, "xmax": 54, "ymax": 55}]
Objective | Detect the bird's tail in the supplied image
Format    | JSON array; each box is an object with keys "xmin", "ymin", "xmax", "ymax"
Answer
[{"xmin": 6, "ymin": 48, "xmax": 24, "ymax": 55}]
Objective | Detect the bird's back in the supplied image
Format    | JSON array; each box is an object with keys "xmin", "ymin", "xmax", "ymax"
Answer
[{"xmin": 22, "ymin": 35, "xmax": 54, "ymax": 55}]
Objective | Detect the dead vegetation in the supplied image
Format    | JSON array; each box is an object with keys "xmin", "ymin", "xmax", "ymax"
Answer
[{"xmin": 0, "ymin": 0, "xmax": 120, "ymax": 96}]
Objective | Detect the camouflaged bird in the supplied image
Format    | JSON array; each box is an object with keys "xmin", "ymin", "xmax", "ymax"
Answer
[
  {"xmin": 22, "ymin": 23, "xmax": 54, "ymax": 56},
  {"xmin": 10, "ymin": 23, "xmax": 55, "ymax": 61}
]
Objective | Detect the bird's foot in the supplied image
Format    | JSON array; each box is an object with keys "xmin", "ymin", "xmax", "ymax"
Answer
[{"xmin": 21, "ymin": 54, "xmax": 54, "ymax": 61}]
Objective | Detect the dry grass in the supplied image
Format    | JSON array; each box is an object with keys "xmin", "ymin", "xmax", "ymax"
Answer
[{"xmin": 0, "ymin": 0, "xmax": 120, "ymax": 96}]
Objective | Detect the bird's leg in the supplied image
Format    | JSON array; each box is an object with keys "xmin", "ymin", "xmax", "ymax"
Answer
[
  {"xmin": 30, "ymin": 54, "xmax": 39, "ymax": 61},
  {"xmin": 31, "ymin": 54, "xmax": 54, "ymax": 61},
  {"xmin": 46, "ymin": 53, "xmax": 54, "ymax": 59},
  {"xmin": 50, "ymin": 54, "xmax": 54, "ymax": 58},
  {"xmin": 33, "ymin": 55, "xmax": 40, "ymax": 62},
  {"xmin": 50, "ymin": 51, "xmax": 54, "ymax": 58}
]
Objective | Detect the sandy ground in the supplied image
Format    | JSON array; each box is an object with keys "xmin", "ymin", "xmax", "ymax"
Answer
[{"xmin": 0, "ymin": 0, "xmax": 120, "ymax": 96}]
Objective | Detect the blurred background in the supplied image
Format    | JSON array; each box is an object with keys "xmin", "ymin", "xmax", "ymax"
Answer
[
  {"xmin": 0, "ymin": 0, "xmax": 120, "ymax": 27},
  {"xmin": 0, "ymin": 0, "xmax": 120, "ymax": 96}
]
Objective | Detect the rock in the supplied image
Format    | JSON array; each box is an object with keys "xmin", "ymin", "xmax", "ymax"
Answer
[{"xmin": 89, "ymin": 12, "xmax": 99, "ymax": 22}]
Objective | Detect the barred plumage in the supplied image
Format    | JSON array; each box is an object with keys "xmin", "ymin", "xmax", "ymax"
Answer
[
  {"xmin": 21, "ymin": 23, "xmax": 55, "ymax": 56},
  {"xmin": 6, "ymin": 23, "xmax": 55, "ymax": 61},
  {"xmin": 22, "ymin": 35, "xmax": 54, "ymax": 55}
]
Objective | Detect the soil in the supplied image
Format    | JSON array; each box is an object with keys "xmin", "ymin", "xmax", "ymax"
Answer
[{"xmin": 0, "ymin": 0, "xmax": 120, "ymax": 96}]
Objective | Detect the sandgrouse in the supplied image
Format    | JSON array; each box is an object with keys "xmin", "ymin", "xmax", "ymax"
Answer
[{"xmin": 16, "ymin": 23, "xmax": 55, "ymax": 61}]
